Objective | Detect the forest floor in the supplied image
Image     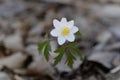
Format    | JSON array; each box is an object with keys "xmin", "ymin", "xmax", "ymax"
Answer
[{"xmin": 0, "ymin": 0, "xmax": 120, "ymax": 80}]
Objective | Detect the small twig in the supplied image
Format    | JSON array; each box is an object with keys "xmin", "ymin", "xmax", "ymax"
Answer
[{"xmin": 110, "ymin": 66, "xmax": 120, "ymax": 74}]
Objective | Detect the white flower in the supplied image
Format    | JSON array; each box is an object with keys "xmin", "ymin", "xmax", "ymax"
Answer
[{"xmin": 50, "ymin": 18, "xmax": 79, "ymax": 45}]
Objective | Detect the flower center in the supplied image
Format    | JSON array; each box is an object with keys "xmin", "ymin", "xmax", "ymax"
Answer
[{"xmin": 61, "ymin": 27, "xmax": 70, "ymax": 36}]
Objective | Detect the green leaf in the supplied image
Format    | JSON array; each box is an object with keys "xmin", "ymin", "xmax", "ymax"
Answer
[
  {"xmin": 54, "ymin": 46, "xmax": 66, "ymax": 53},
  {"xmin": 69, "ymin": 46, "xmax": 83, "ymax": 60},
  {"xmin": 75, "ymin": 31, "xmax": 86, "ymax": 39},
  {"xmin": 38, "ymin": 41, "xmax": 47, "ymax": 53},
  {"xmin": 68, "ymin": 42, "xmax": 77, "ymax": 47},
  {"xmin": 53, "ymin": 46, "xmax": 66, "ymax": 66},
  {"xmin": 75, "ymin": 31, "xmax": 82, "ymax": 37},
  {"xmin": 44, "ymin": 43, "xmax": 51, "ymax": 61},
  {"xmin": 53, "ymin": 52, "xmax": 64, "ymax": 66},
  {"xmin": 45, "ymin": 34, "xmax": 49, "ymax": 40},
  {"xmin": 66, "ymin": 49, "xmax": 76, "ymax": 68}
]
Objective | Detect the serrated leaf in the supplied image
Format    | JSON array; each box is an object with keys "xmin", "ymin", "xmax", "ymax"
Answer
[
  {"xmin": 53, "ymin": 52, "xmax": 64, "ymax": 66},
  {"xmin": 47, "ymin": 42, "xmax": 51, "ymax": 51},
  {"xmin": 75, "ymin": 31, "xmax": 82, "ymax": 37},
  {"xmin": 66, "ymin": 49, "xmax": 76, "ymax": 68},
  {"xmin": 54, "ymin": 46, "xmax": 66, "ymax": 53},
  {"xmin": 69, "ymin": 46, "xmax": 83, "ymax": 60},
  {"xmin": 75, "ymin": 31, "xmax": 86, "ymax": 39},
  {"xmin": 68, "ymin": 42, "xmax": 77, "ymax": 47},
  {"xmin": 44, "ymin": 43, "xmax": 51, "ymax": 61},
  {"xmin": 38, "ymin": 41, "xmax": 47, "ymax": 53},
  {"xmin": 45, "ymin": 34, "xmax": 49, "ymax": 40},
  {"xmin": 53, "ymin": 46, "xmax": 66, "ymax": 66}
]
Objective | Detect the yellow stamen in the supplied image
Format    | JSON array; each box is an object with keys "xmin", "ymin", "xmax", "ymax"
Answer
[{"xmin": 61, "ymin": 27, "xmax": 70, "ymax": 36}]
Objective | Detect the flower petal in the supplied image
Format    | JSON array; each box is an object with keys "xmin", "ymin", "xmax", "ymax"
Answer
[
  {"xmin": 67, "ymin": 20, "xmax": 74, "ymax": 27},
  {"xmin": 66, "ymin": 34, "xmax": 75, "ymax": 42},
  {"xmin": 58, "ymin": 37, "xmax": 66, "ymax": 45},
  {"xmin": 50, "ymin": 29, "xmax": 59, "ymax": 37},
  {"xmin": 61, "ymin": 18, "xmax": 67, "ymax": 23},
  {"xmin": 53, "ymin": 19, "xmax": 62, "ymax": 28},
  {"xmin": 71, "ymin": 26, "xmax": 79, "ymax": 33}
]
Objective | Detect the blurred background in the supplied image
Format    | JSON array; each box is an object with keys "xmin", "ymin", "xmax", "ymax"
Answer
[{"xmin": 0, "ymin": 0, "xmax": 120, "ymax": 80}]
